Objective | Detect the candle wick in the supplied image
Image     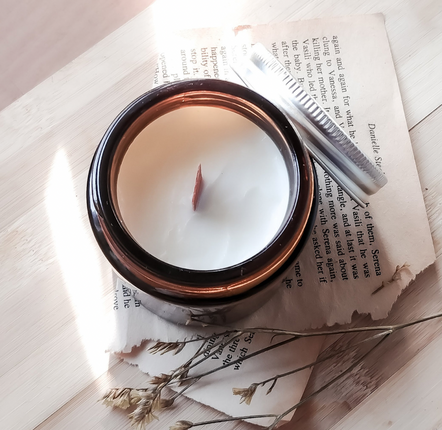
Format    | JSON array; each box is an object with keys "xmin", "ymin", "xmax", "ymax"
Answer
[{"xmin": 192, "ymin": 164, "xmax": 203, "ymax": 211}]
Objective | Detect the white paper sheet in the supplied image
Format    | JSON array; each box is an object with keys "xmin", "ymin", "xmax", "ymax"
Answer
[
  {"xmin": 107, "ymin": 14, "xmax": 435, "ymax": 426},
  {"xmin": 110, "ymin": 279, "xmax": 323, "ymax": 426}
]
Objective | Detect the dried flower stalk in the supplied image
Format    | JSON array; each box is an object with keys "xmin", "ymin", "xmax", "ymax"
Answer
[
  {"xmin": 128, "ymin": 397, "xmax": 159, "ymax": 429},
  {"xmin": 101, "ymin": 388, "xmax": 133, "ymax": 409},
  {"xmin": 169, "ymin": 420, "xmax": 194, "ymax": 430},
  {"xmin": 232, "ymin": 383, "xmax": 258, "ymax": 405},
  {"xmin": 149, "ymin": 341, "xmax": 186, "ymax": 355},
  {"xmin": 102, "ymin": 311, "xmax": 442, "ymax": 429}
]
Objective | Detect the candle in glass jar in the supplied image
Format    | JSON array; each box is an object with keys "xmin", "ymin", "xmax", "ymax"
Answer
[{"xmin": 117, "ymin": 105, "xmax": 290, "ymax": 270}]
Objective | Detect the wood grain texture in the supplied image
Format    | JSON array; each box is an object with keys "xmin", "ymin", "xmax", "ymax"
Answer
[
  {"xmin": 289, "ymin": 255, "xmax": 442, "ymax": 429},
  {"xmin": 332, "ymin": 300, "xmax": 442, "ymax": 430},
  {"xmin": 0, "ymin": 0, "xmax": 441, "ymax": 429},
  {"xmin": 0, "ymin": 0, "xmax": 156, "ymax": 110},
  {"xmin": 288, "ymin": 103, "xmax": 442, "ymax": 429},
  {"xmin": 34, "ymin": 359, "xmax": 256, "ymax": 430}
]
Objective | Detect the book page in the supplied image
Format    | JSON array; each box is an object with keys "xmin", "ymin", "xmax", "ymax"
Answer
[
  {"xmin": 107, "ymin": 14, "xmax": 435, "ymax": 425},
  {"xmin": 111, "ymin": 279, "xmax": 323, "ymax": 427}
]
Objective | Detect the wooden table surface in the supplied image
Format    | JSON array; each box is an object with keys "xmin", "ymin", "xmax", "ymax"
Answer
[{"xmin": 1, "ymin": 0, "xmax": 441, "ymax": 429}]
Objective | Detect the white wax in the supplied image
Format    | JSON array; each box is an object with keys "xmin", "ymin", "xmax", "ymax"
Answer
[{"xmin": 117, "ymin": 106, "xmax": 290, "ymax": 270}]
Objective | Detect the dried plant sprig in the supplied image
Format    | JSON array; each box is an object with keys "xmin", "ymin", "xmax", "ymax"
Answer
[
  {"xmin": 177, "ymin": 335, "xmax": 299, "ymax": 385},
  {"xmin": 236, "ymin": 330, "xmax": 391, "ymax": 403},
  {"xmin": 101, "ymin": 388, "xmax": 133, "ymax": 409},
  {"xmin": 145, "ymin": 310, "xmax": 442, "ymax": 365},
  {"xmin": 105, "ymin": 312, "xmax": 442, "ymax": 429},
  {"xmin": 232, "ymin": 383, "xmax": 258, "ymax": 405},
  {"xmin": 176, "ymin": 365, "xmax": 190, "ymax": 386},
  {"xmin": 117, "ymin": 332, "xmax": 245, "ymax": 417},
  {"xmin": 266, "ymin": 333, "xmax": 390, "ymax": 429},
  {"xmin": 150, "ymin": 373, "xmax": 172, "ymax": 386},
  {"xmin": 179, "ymin": 333, "xmax": 390, "ymax": 430},
  {"xmin": 161, "ymin": 332, "xmax": 246, "ymax": 389},
  {"xmin": 128, "ymin": 397, "xmax": 159, "ymax": 429},
  {"xmin": 179, "ymin": 335, "xmax": 241, "ymax": 370},
  {"xmin": 170, "ymin": 420, "xmax": 194, "ymax": 430},
  {"xmin": 130, "ymin": 389, "xmax": 155, "ymax": 404},
  {"xmin": 149, "ymin": 341, "xmax": 186, "ymax": 355},
  {"xmin": 181, "ymin": 310, "xmax": 442, "ymax": 341},
  {"xmin": 150, "ymin": 332, "xmax": 244, "ymax": 381},
  {"xmin": 159, "ymin": 397, "xmax": 175, "ymax": 408},
  {"xmin": 169, "ymin": 413, "xmax": 279, "ymax": 430},
  {"xmin": 169, "ymin": 377, "xmax": 200, "ymax": 401}
]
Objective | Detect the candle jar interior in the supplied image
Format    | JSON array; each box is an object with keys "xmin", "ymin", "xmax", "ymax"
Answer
[
  {"xmin": 88, "ymin": 79, "xmax": 316, "ymax": 323},
  {"xmin": 116, "ymin": 104, "xmax": 293, "ymax": 272}
]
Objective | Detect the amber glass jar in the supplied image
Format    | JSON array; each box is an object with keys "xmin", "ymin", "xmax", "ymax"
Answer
[{"xmin": 87, "ymin": 79, "xmax": 317, "ymax": 325}]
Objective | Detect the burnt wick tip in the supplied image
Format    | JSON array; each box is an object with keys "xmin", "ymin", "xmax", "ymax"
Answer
[{"xmin": 192, "ymin": 164, "xmax": 203, "ymax": 211}]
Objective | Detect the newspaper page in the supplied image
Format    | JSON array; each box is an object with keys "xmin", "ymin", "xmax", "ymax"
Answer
[{"xmin": 108, "ymin": 14, "xmax": 435, "ymax": 425}]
